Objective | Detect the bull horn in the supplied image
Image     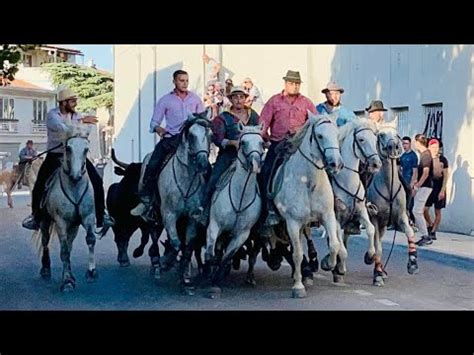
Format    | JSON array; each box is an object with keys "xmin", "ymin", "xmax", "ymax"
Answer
[{"xmin": 111, "ymin": 148, "xmax": 129, "ymax": 169}]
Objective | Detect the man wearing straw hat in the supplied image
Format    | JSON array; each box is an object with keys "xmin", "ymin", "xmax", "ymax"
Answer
[
  {"xmin": 22, "ymin": 88, "xmax": 114, "ymax": 236},
  {"xmin": 316, "ymin": 81, "xmax": 356, "ymax": 127}
]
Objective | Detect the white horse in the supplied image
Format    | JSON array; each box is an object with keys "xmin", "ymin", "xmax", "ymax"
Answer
[
  {"xmin": 271, "ymin": 112, "xmax": 344, "ymax": 298},
  {"xmin": 329, "ymin": 118, "xmax": 382, "ymax": 282},
  {"xmin": 37, "ymin": 124, "xmax": 98, "ymax": 292},
  {"xmin": 157, "ymin": 112, "xmax": 213, "ymax": 295},
  {"xmin": 205, "ymin": 124, "xmax": 264, "ymax": 297}
]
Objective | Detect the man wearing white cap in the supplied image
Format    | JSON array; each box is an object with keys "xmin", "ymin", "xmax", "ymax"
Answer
[
  {"xmin": 316, "ymin": 81, "xmax": 356, "ymax": 127},
  {"xmin": 22, "ymin": 88, "xmax": 114, "ymax": 235}
]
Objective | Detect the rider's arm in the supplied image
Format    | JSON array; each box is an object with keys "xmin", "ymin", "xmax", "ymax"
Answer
[
  {"xmin": 260, "ymin": 98, "xmax": 274, "ymax": 142},
  {"xmin": 47, "ymin": 109, "xmax": 69, "ymax": 133},
  {"xmin": 149, "ymin": 97, "xmax": 166, "ymax": 134},
  {"xmin": 211, "ymin": 115, "xmax": 227, "ymax": 148}
]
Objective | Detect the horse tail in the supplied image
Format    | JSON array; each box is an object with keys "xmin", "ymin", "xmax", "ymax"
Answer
[{"xmin": 31, "ymin": 223, "xmax": 57, "ymax": 259}]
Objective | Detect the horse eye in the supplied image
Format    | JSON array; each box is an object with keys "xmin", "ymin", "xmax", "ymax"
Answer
[{"xmin": 317, "ymin": 134, "xmax": 323, "ymax": 139}]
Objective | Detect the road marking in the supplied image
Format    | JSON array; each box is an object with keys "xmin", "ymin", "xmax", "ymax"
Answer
[
  {"xmin": 353, "ymin": 289, "xmax": 373, "ymax": 296},
  {"xmin": 375, "ymin": 299, "xmax": 400, "ymax": 307}
]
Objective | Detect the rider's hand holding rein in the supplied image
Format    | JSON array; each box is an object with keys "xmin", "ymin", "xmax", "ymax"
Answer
[{"xmin": 155, "ymin": 126, "xmax": 167, "ymax": 138}]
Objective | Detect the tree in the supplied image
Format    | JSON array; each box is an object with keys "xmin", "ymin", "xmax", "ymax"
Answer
[
  {"xmin": 42, "ymin": 62, "xmax": 113, "ymax": 112},
  {"xmin": 0, "ymin": 44, "xmax": 39, "ymax": 86}
]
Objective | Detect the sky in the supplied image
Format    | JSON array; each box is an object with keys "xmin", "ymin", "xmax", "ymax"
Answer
[{"xmin": 68, "ymin": 45, "xmax": 113, "ymax": 72}]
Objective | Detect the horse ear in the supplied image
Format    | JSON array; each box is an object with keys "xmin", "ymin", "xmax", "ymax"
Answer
[
  {"xmin": 238, "ymin": 122, "xmax": 244, "ymax": 132},
  {"xmin": 327, "ymin": 112, "xmax": 338, "ymax": 125}
]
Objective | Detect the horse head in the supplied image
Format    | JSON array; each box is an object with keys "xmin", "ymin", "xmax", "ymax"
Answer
[
  {"xmin": 237, "ymin": 123, "xmax": 264, "ymax": 174},
  {"xmin": 63, "ymin": 123, "xmax": 91, "ymax": 183}
]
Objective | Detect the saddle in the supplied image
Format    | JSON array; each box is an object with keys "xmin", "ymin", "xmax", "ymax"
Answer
[{"xmin": 213, "ymin": 161, "xmax": 237, "ymax": 200}]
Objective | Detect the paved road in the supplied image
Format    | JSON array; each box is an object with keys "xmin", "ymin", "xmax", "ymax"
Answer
[{"xmin": 1, "ymin": 195, "xmax": 473, "ymax": 310}]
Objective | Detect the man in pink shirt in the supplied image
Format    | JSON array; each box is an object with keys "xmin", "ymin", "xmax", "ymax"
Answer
[{"xmin": 258, "ymin": 70, "xmax": 317, "ymax": 236}]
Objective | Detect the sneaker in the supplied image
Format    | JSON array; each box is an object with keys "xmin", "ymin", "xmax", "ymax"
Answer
[
  {"xmin": 415, "ymin": 235, "xmax": 433, "ymax": 246},
  {"xmin": 22, "ymin": 215, "xmax": 40, "ymax": 231}
]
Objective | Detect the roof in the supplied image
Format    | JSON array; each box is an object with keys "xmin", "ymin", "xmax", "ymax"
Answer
[
  {"xmin": 0, "ymin": 79, "xmax": 55, "ymax": 94},
  {"xmin": 41, "ymin": 45, "xmax": 84, "ymax": 56}
]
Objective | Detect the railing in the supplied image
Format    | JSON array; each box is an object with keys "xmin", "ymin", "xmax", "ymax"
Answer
[
  {"xmin": 0, "ymin": 120, "xmax": 18, "ymax": 133},
  {"xmin": 32, "ymin": 122, "xmax": 47, "ymax": 133}
]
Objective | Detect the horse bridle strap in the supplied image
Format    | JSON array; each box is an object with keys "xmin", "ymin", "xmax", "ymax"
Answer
[
  {"xmin": 172, "ymin": 155, "xmax": 202, "ymax": 201},
  {"xmin": 59, "ymin": 171, "xmax": 90, "ymax": 217},
  {"xmin": 353, "ymin": 127, "xmax": 378, "ymax": 162}
]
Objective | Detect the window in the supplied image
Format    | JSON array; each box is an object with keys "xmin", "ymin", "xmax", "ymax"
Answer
[
  {"xmin": 390, "ymin": 106, "xmax": 410, "ymax": 138},
  {"xmin": 0, "ymin": 97, "xmax": 15, "ymax": 119},
  {"xmin": 422, "ymin": 103, "xmax": 443, "ymax": 140},
  {"xmin": 33, "ymin": 99, "xmax": 48, "ymax": 122}
]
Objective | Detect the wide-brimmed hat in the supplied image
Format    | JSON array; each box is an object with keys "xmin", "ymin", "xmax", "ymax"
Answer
[
  {"xmin": 365, "ymin": 100, "xmax": 387, "ymax": 113},
  {"xmin": 282, "ymin": 70, "xmax": 302, "ymax": 83},
  {"xmin": 227, "ymin": 86, "xmax": 249, "ymax": 98},
  {"xmin": 57, "ymin": 88, "xmax": 77, "ymax": 102},
  {"xmin": 322, "ymin": 81, "xmax": 344, "ymax": 94}
]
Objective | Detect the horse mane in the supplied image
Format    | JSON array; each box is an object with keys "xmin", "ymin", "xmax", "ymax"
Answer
[
  {"xmin": 178, "ymin": 113, "xmax": 212, "ymax": 142},
  {"xmin": 338, "ymin": 117, "xmax": 377, "ymax": 145},
  {"xmin": 285, "ymin": 116, "xmax": 315, "ymax": 152}
]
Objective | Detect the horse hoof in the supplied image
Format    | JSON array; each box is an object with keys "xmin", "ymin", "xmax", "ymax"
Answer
[
  {"xmin": 183, "ymin": 286, "xmax": 196, "ymax": 296},
  {"xmin": 208, "ymin": 287, "xmax": 222, "ymax": 299},
  {"xmin": 320, "ymin": 254, "xmax": 334, "ymax": 271},
  {"xmin": 60, "ymin": 282, "xmax": 75, "ymax": 293},
  {"xmin": 309, "ymin": 259, "xmax": 319, "ymax": 273},
  {"xmin": 292, "ymin": 288, "xmax": 307, "ymax": 299},
  {"xmin": 373, "ymin": 276, "xmax": 384, "ymax": 287},
  {"xmin": 303, "ymin": 277, "xmax": 314, "ymax": 288},
  {"xmin": 245, "ymin": 277, "xmax": 257, "ymax": 287},
  {"xmin": 150, "ymin": 266, "xmax": 161, "ymax": 280},
  {"xmin": 333, "ymin": 274, "xmax": 344, "ymax": 283},
  {"xmin": 40, "ymin": 268, "xmax": 51, "ymax": 280},
  {"xmin": 119, "ymin": 261, "xmax": 130, "ymax": 267},
  {"xmin": 85, "ymin": 269, "xmax": 99, "ymax": 282},
  {"xmin": 133, "ymin": 248, "xmax": 144, "ymax": 258},
  {"xmin": 364, "ymin": 252, "xmax": 375, "ymax": 265}
]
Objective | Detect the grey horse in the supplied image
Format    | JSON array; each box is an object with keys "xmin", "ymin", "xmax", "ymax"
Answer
[
  {"xmin": 157, "ymin": 112, "xmax": 213, "ymax": 295},
  {"xmin": 365, "ymin": 119, "xmax": 419, "ymax": 286},
  {"xmin": 205, "ymin": 124, "xmax": 264, "ymax": 297},
  {"xmin": 37, "ymin": 124, "xmax": 98, "ymax": 292},
  {"xmin": 329, "ymin": 118, "xmax": 382, "ymax": 283},
  {"xmin": 269, "ymin": 112, "xmax": 344, "ymax": 298}
]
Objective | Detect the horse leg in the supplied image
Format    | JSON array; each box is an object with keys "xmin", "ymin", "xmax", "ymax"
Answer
[
  {"xmin": 209, "ymin": 229, "xmax": 252, "ymax": 299},
  {"xmin": 400, "ymin": 213, "xmax": 419, "ymax": 275},
  {"xmin": 359, "ymin": 206, "xmax": 376, "ymax": 265},
  {"xmin": 320, "ymin": 213, "xmax": 341, "ymax": 272},
  {"xmin": 7, "ymin": 188, "xmax": 13, "ymax": 208},
  {"xmin": 286, "ymin": 219, "xmax": 306, "ymax": 298},
  {"xmin": 332, "ymin": 224, "xmax": 347, "ymax": 283},
  {"xmin": 246, "ymin": 237, "xmax": 260, "ymax": 286},
  {"xmin": 204, "ymin": 217, "xmax": 221, "ymax": 277},
  {"xmin": 133, "ymin": 226, "xmax": 150, "ymax": 258},
  {"xmin": 82, "ymin": 216, "xmax": 98, "ymax": 283},
  {"xmin": 57, "ymin": 221, "xmax": 76, "ymax": 292},
  {"xmin": 373, "ymin": 221, "xmax": 385, "ymax": 287},
  {"xmin": 161, "ymin": 214, "xmax": 180, "ymax": 271},
  {"xmin": 40, "ymin": 219, "xmax": 52, "ymax": 279},
  {"xmin": 181, "ymin": 221, "xmax": 198, "ymax": 295},
  {"xmin": 149, "ymin": 227, "xmax": 162, "ymax": 278},
  {"xmin": 114, "ymin": 229, "xmax": 131, "ymax": 267},
  {"xmin": 304, "ymin": 228, "xmax": 319, "ymax": 273}
]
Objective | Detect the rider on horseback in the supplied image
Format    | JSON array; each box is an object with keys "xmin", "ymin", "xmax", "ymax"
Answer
[
  {"xmin": 258, "ymin": 70, "xmax": 317, "ymax": 238},
  {"xmin": 130, "ymin": 70, "xmax": 205, "ymax": 221},
  {"xmin": 22, "ymin": 88, "xmax": 115, "ymax": 236}
]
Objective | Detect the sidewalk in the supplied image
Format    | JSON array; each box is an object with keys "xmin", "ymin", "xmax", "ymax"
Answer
[{"xmin": 352, "ymin": 229, "xmax": 474, "ymax": 266}]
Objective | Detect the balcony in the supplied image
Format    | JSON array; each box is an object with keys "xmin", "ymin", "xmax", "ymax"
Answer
[
  {"xmin": 32, "ymin": 121, "xmax": 47, "ymax": 133},
  {"xmin": 0, "ymin": 119, "xmax": 19, "ymax": 133}
]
